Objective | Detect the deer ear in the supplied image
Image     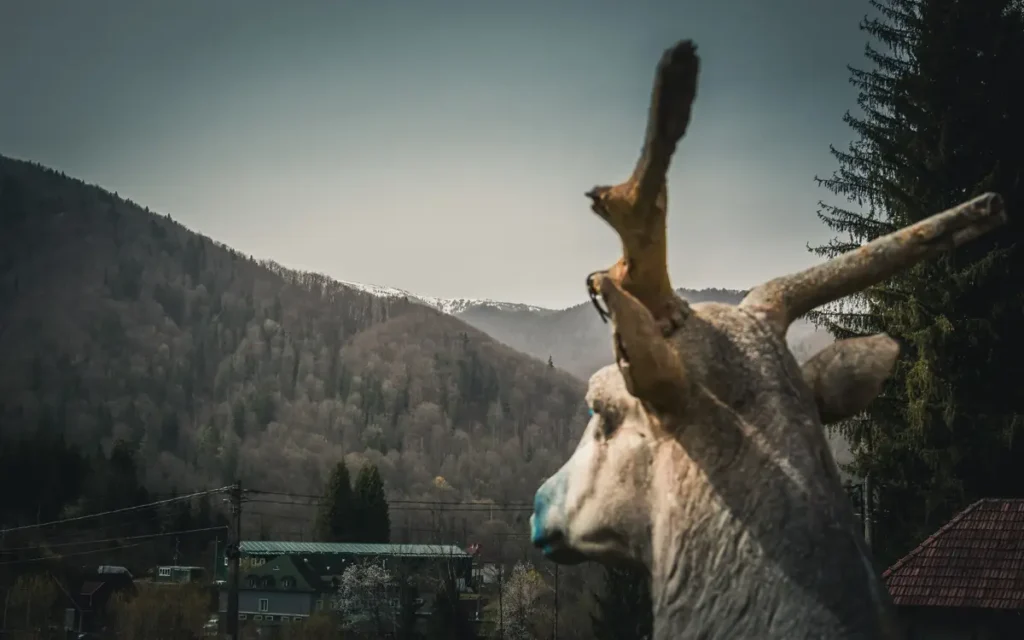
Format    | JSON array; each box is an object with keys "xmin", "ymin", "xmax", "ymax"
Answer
[
  {"xmin": 801, "ymin": 334, "xmax": 899, "ymax": 425},
  {"xmin": 598, "ymin": 275, "xmax": 687, "ymax": 416}
]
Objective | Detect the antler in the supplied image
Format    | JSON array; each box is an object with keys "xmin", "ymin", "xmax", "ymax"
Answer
[
  {"xmin": 585, "ymin": 40, "xmax": 700, "ymax": 414},
  {"xmin": 740, "ymin": 192, "xmax": 1008, "ymax": 335},
  {"xmin": 587, "ymin": 40, "xmax": 700, "ymax": 332}
]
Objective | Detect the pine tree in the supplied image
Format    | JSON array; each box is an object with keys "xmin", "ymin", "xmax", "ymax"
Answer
[
  {"xmin": 813, "ymin": 0, "xmax": 1024, "ymax": 564},
  {"xmin": 591, "ymin": 564, "xmax": 652, "ymax": 640},
  {"xmin": 352, "ymin": 463, "xmax": 390, "ymax": 543},
  {"xmin": 315, "ymin": 461, "xmax": 354, "ymax": 542}
]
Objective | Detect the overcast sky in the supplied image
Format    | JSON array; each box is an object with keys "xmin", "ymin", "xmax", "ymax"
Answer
[{"xmin": 1, "ymin": 0, "xmax": 873, "ymax": 308}]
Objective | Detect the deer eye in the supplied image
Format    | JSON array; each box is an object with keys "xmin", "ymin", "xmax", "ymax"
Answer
[
  {"xmin": 600, "ymin": 415, "xmax": 620, "ymax": 437},
  {"xmin": 589, "ymin": 401, "xmax": 620, "ymax": 438}
]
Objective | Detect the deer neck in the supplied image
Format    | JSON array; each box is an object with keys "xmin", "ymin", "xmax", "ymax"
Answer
[{"xmin": 645, "ymin": 440, "xmax": 896, "ymax": 640}]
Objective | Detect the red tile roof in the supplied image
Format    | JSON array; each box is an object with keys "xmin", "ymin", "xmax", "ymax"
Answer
[{"xmin": 883, "ymin": 498, "xmax": 1024, "ymax": 609}]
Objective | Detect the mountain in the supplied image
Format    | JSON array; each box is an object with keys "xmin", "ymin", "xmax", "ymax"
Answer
[
  {"xmin": 0, "ymin": 155, "xmax": 588, "ymax": 514},
  {"xmin": 337, "ymin": 281, "xmax": 833, "ymax": 381},
  {"xmin": 448, "ymin": 288, "xmax": 848, "ymax": 468},
  {"xmin": 451, "ymin": 289, "xmax": 831, "ymax": 380}
]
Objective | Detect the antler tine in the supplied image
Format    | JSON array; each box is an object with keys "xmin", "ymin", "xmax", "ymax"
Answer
[
  {"xmin": 740, "ymin": 193, "xmax": 1008, "ymax": 335},
  {"xmin": 586, "ymin": 40, "xmax": 700, "ymax": 329}
]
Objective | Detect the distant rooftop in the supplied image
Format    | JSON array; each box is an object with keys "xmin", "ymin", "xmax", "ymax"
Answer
[
  {"xmin": 97, "ymin": 565, "xmax": 132, "ymax": 577},
  {"xmin": 240, "ymin": 540, "xmax": 471, "ymax": 559},
  {"xmin": 884, "ymin": 498, "xmax": 1024, "ymax": 609}
]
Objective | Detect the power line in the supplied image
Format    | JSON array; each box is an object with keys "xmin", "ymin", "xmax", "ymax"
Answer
[
  {"xmin": 245, "ymin": 490, "xmax": 533, "ymax": 508},
  {"xmin": 245, "ymin": 498, "xmax": 532, "ymax": 512},
  {"xmin": 4, "ymin": 510, "xmax": 173, "ymax": 545},
  {"xmin": 1, "ymin": 498, "xmax": 230, "ymax": 558},
  {"xmin": 0, "ymin": 525, "xmax": 227, "ymax": 554},
  {"xmin": 0, "ymin": 486, "xmax": 233, "ymax": 535},
  {"xmin": 247, "ymin": 489, "xmax": 534, "ymax": 506},
  {"xmin": 244, "ymin": 490, "xmax": 321, "ymax": 500},
  {"xmin": 218, "ymin": 512, "xmax": 536, "ymax": 543},
  {"xmin": 0, "ymin": 542, "xmax": 148, "ymax": 566}
]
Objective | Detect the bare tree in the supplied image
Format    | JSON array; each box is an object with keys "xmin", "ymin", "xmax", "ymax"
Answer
[
  {"xmin": 110, "ymin": 583, "xmax": 207, "ymax": 640},
  {"xmin": 7, "ymin": 573, "xmax": 60, "ymax": 636},
  {"xmin": 489, "ymin": 562, "xmax": 550, "ymax": 640},
  {"xmin": 333, "ymin": 558, "xmax": 397, "ymax": 637}
]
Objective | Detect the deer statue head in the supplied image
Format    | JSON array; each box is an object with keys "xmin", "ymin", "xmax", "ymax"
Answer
[{"xmin": 529, "ymin": 40, "xmax": 1007, "ymax": 640}]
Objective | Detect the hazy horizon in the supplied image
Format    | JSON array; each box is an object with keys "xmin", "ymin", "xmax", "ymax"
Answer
[{"xmin": 1, "ymin": 0, "xmax": 874, "ymax": 308}]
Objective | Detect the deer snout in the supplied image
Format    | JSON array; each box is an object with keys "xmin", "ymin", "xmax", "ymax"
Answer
[
  {"xmin": 531, "ymin": 475, "xmax": 563, "ymax": 549},
  {"xmin": 530, "ymin": 472, "xmax": 586, "ymax": 564}
]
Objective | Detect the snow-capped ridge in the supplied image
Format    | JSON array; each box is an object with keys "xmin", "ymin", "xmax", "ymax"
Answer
[{"xmin": 337, "ymin": 280, "xmax": 553, "ymax": 316}]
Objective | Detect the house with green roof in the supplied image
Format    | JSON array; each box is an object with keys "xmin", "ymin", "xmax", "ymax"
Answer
[
  {"xmin": 218, "ymin": 540, "xmax": 475, "ymax": 630},
  {"xmin": 223, "ymin": 554, "xmax": 327, "ymax": 626}
]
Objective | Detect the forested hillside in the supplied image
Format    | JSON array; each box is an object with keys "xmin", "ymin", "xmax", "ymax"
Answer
[{"xmin": 0, "ymin": 155, "xmax": 588, "ymax": 508}]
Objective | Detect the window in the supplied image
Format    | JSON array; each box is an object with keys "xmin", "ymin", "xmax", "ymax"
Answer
[
  {"xmin": 238, "ymin": 614, "xmax": 246, "ymax": 620},
  {"xmin": 258, "ymin": 598, "xmax": 269, "ymax": 613},
  {"xmin": 157, "ymin": 567, "xmax": 171, "ymax": 577},
  {"xmin": 265, "ymin": 615, "xmax": 275, "ymax": 622},
  {"xmin": 315, "ymin": 599, "xmax": 324, "ymax": 611},
  {"xmin": 253, "ymin": 615, "xmax": 262, "ymax": 621}
]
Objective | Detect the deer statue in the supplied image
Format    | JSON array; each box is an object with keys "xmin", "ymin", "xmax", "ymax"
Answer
[{"xmin": 529, "ymin": 40, "xmax": 1007, "ymax": 639}]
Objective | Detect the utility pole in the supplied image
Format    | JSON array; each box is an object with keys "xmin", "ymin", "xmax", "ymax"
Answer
[
  {"xmin": 863, "ymin": 473, "xmax": 873, "ymax": 550},
  {"xmin": 497, "ymin": 563, "xmax": 504, "ymax": 640},
  {"xmin": 1, "ymin": 530, "xmax": 7, "ymax": 635},
  {"xmin": 225, "ymin": 481, "xmax": 243, "ymax": 640},
  {"xmin": 212, "ymin": 537, "xmax": 219, "ymax": 580},
  {"xmin": 863, "ymin": 425, "xmax": 874, "ymax": 551},
  {"xmin": 2, "ymin": 587, "xmax": 9, "ymax": 636},
  {"xmin": 553, "ymin": 563, "xmax": 559, "ymax": 640}
]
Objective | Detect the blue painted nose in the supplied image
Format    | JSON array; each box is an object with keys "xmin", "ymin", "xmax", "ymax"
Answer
[{"xmin": 531, "ymin": 489, "xmax": 550, "ymax": 546}]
